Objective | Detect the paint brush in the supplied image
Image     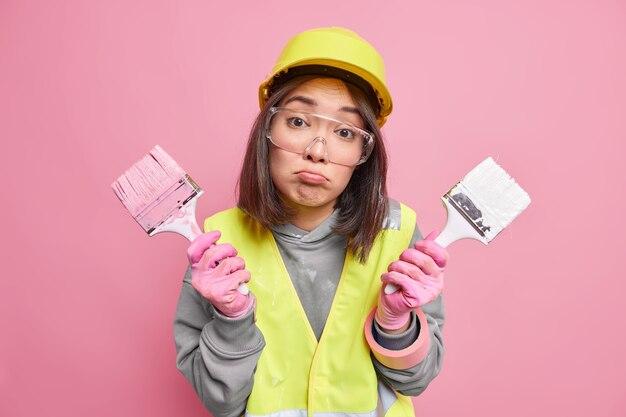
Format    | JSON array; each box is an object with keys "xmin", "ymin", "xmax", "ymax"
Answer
[
  {"xmin": 112, "ymin": 145, "xmax": 248, "ymax": 294},
  {"xmin": 385, "ymin": 156, "xmax": 531, "ymax": 294}
]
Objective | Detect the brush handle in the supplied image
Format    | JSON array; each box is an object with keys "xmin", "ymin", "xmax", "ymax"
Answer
[
  {"xmin": 152, "ymin": 196, "xmax": 249, "ymax": 295},
  {"xmin": 383, "ymin": 197, "xmax": 488, "ymax": 295},
  {"xmin": 150, "ymin": 195, "xmax": 204, "ymax": 241},
  {"xmin": 432, "ymin": 197, "xmax": 489, "ymax": 247}
]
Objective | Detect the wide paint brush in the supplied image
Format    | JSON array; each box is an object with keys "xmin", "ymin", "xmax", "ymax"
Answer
[
  {"xmin": 112, "ymin": 145, "xmax": 248, "ymax": 294},
  {"xmin": 385, "ymin": 156, "xmax": 531, "ymax": 294}
]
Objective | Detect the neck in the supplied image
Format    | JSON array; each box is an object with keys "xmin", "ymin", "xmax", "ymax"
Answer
[{"xmin": 290, "ymin": 203, "xmax": 335, "ymax": 232}]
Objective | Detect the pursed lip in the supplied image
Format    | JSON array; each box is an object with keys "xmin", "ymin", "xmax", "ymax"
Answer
[{"xmin": 296, "ymin": 170, "xmax": 328, "ymax": 184}]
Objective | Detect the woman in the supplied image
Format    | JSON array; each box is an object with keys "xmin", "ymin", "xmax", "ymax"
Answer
[{"xmin": 174, "ymin": 27, "xmax": 448, "ymax": 417}]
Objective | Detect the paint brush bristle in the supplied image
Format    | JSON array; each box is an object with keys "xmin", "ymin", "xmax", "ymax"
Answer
[
  {"xmin": 112, "ymin": 146, "xmax": 186, "ymax": 217},
  {"xmin": 111, "ymin": 145, "xmax": 202, "ymax": 236},
  {"xmin": 445, "ymin": 157, "xmax": 531, "ymax": 243}
]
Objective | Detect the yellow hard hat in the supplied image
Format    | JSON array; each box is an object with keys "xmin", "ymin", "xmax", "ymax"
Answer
[{"xmin": 259, "ymin": 27, "xmax": 393, "ymax": 127}]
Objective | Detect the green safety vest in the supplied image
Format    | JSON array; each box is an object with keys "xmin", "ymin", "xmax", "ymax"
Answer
[{"xmin": 204, "ymin": 205, "xmax": 417, "ymax": 417}]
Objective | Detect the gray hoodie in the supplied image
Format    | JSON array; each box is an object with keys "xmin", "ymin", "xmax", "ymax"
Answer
[{"xmin": 173, "ymin": 200, "xmax": 445, "ymax": 417}]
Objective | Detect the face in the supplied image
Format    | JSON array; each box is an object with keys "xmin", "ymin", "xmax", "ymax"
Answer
[{"xmin": 268, "ymin": 78, "xmax": 364, "ymax": 217}]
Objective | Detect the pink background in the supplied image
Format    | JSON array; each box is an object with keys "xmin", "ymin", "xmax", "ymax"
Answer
[{"xmin": 1, "ymin": 0, "xmax": 624, "ymax": 416}]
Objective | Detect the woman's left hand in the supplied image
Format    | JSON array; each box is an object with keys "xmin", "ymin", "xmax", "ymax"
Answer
[{"xmin": 375, "ymin": 231, "xmax": 449, "ymax": 332}]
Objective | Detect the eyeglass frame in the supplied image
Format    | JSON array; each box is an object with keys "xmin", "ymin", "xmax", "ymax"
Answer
[{"xmin": 265, "ymin": 106, "xmax": 376, "ymax": 166}]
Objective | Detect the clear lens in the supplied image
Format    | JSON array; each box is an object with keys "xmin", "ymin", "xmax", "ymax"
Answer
[{"xmin": 266, "ymin": 107, "xmax": 374, "ymax": 166}]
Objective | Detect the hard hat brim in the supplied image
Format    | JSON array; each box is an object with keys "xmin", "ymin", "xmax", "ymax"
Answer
[{"xmin": 259, "ymin": 60, "xmax": 392, "ymax": 127}]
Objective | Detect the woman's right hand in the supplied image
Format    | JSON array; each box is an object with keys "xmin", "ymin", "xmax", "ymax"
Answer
[{"xmin": 187, "ymin": 230, "xmax": 254, "ymax": 318}]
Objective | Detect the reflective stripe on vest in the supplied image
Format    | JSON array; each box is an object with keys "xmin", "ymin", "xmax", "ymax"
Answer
[
  {"xmin": 204, "ymin": 205, "xmax": 417, "ymax": 417},
  {"xmin": 246, "ymin": 410, "xmax": 376, "ymax": 417}
]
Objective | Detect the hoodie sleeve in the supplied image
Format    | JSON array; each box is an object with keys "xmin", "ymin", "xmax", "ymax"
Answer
[
  {"xmin": 173, "ymin": 267, "xmax": 265, "ymax": 417},
  {"xmin": 369, "ymin": 223, "xmax": 446, "ymax": 396},
  {"xmin": 371, "ymin": 294, "xmax": 445, "ymax": 396}
]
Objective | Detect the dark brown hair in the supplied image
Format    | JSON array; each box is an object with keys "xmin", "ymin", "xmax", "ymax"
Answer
[{"xmin": 237, "ymin": 75, "xmax": 389, "ymax": 263}]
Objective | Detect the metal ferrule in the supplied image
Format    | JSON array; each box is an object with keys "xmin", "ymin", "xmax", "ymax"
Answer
[
  {"xmin": 443, "ymin": 187, "xmax": 487, "ymax": 238},
  {"xmin": 136, "ymin": 174, "xmax": 202, "ymax": 234}
]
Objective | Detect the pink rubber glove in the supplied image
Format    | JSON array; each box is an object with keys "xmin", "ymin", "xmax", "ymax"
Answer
[
  {"xmin": 376, "ymin": 230, "xmax": 449, "ymax": 331},
  {"xmin": 187, "ymin": 230, "xmax": 254, "ymax": 318}
]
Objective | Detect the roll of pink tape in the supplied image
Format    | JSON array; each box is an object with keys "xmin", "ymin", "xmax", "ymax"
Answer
[{"xmin": 364, "ymin": 307, "xmax": 431, "ymax": 369}]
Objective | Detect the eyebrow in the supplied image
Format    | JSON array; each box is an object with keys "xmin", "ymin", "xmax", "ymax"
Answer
[
  {"xmin": 283, "ymin": 95, "xmax": 361, "ymax": 115},
  {"xmin": 284, "ymin": 96, "xmax": 316, "ymax": 106}
]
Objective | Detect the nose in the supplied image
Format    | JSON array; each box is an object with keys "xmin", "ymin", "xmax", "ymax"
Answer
[{"xmin": 303, "ymin": 136, "xmax": 329, "ymax": 164}]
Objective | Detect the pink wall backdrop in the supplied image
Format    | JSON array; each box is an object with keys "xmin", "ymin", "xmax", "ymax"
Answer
[{"xmin": 2, "ymin": 0, "xmax": 624, "ymax": 416}]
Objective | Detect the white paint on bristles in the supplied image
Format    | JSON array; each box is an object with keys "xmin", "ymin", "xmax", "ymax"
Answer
[{"xmin": 457, "ymin": 157, "xmax": 531, "ymax": 242}]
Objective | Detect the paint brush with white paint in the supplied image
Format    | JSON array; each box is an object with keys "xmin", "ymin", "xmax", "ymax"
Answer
[{"xmin": 385, "ymin": 157, "xmax": 531, "ymax": 294}]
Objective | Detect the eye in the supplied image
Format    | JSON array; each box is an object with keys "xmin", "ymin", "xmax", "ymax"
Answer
[
  {"xmin": 335, "ymin": 127, "xmax": 356, "ymax": 140},
  {"xmin": 287, "ymin": 117, "xmax": 309, "ymax": 128}
]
